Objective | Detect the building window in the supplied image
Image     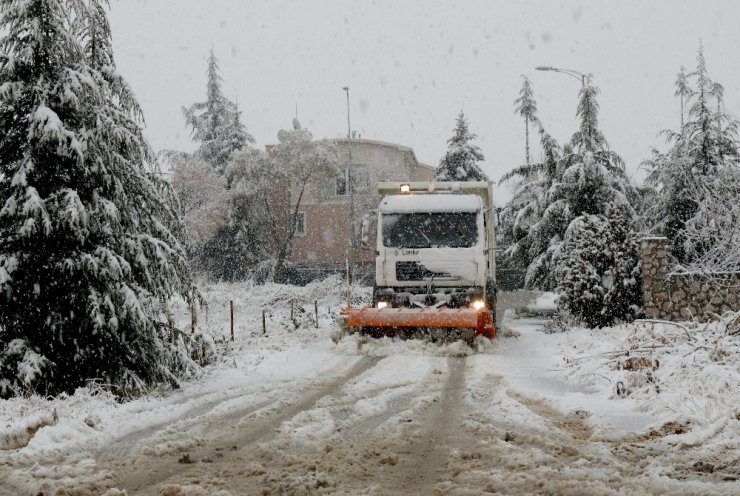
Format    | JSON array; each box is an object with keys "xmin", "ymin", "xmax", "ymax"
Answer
[
  {"xmin": 295, "ymin": 212, "xmax": 306, "ymax": 236},
  {"xmin": 336, "ymin": 168, "xmax": 348, "ymax": 196}
]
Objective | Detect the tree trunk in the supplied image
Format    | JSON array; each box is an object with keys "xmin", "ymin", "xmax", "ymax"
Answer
[
  {"xmin": 525, "ymin": 117, "xmax": 530, "ymax": 165},
  {"xmin": 273, "ymin": 180, "xmax": 309, "ymax": 283}
]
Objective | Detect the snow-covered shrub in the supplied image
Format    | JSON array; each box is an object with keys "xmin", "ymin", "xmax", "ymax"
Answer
[
  {"xmin": 675, "ymin": 167, "xmax": 740, "ymax": 273},
  {"xmin": 0, "ymin": 339, "xmax": 52, "ymax": 397},
  {"xmin": 555, "ymin": 205, "xmax": 642, "ymax": 328},
  {"xmin": 187, "ymin": 332, "xmax": 217, "ymax": 367},
  {"xmin": 542, "ymin": 309, "xmax": 580, "ymax": 334}
]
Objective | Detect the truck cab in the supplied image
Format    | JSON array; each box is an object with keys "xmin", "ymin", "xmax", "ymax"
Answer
[{"xmin": 372, "ymin": 182, "xmax": 496, "ymax": 314}]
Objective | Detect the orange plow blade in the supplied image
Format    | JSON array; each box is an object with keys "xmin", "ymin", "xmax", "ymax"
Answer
[{"xmin": 340, "ymin": 306, "xmax": 495, "ymax": 339}]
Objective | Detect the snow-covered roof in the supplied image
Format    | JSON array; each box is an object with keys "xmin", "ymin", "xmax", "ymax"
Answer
[
  {"xmin": 380, "ymin": 194, "xmax": 482, "ymax": 214},
  {"xmin": 329, "ymin": 137, "xmax": 414, "ymax": 153},
  {"xmin": 326, "ymin": 138, "xmax": 435, "ymax": 170}
]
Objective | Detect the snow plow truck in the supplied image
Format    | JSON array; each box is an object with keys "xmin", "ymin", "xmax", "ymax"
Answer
[{"xmin": 340, "ymin": 181, "xmax": 497, "ymax": 343}]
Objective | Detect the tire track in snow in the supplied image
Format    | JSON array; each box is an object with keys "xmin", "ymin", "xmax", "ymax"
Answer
[
  {"xmin": 97, "ymin": 390, "xmax": 272, "ymax": 462},
  {"xmin": 326, "ymin": 381, "xmax": 419, "ymax": 437},
  {"xmin": 508, "ymin": 390, "xmax": 594, "ymax": 441},
  {"xmin": 113, "ymin": 355, "xmax": 381, "ymax": 495},
  {"xmin": 341, "ymin": 390, "xmax": 418, "ymax": 438},
  {"xmin": 370, "ymin": 356, "xmax": 468, "ymax": 494}
]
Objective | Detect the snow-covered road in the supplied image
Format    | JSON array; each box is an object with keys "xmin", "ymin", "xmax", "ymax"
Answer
[{"xmin": 1, "ymin": 280, "xmax": 738, "ymax": 495}]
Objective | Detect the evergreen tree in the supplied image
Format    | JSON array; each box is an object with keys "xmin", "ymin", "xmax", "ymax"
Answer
[
  {"xmin": 174, "ymin": 51, "xmax": 258, "ymax": 280},
  {"xmin": 498, "ymin": 128, "xmax": 562, "ymax": 276},
  {"xmin": 434, "ymin": 111, "xmax": 488, "ymax": 181},
  {"xmin": 555, "ymin": 204, "xmax": 642, "ymax": 328},
  {"xmin": 558, "ymin": 83, "xmax": 633, "ymax": 219},
  {"xmin": 644, "ymin": 44, "xmax": 739, "ymax": 263},
  {"xmin": 513, "ymin": 76, "xmax": 540, "ymax": 165},
  {"xmin": 0, "ymin": 0, "xmax": 195, "ymax": 397},
  {"xmin": 182, "ymin": 49, "xmax": 254, "ymax": 174},
  {"xmin": 675, "ymin": 66, "xmax": 690, "ymax": 131},
  {"xmin": 501, "ymin": 80, "xmax": 633, "ymax": 290},
  {"xmin": 544, "ymin": 82, "xmax": 635, "ymax": 292}
]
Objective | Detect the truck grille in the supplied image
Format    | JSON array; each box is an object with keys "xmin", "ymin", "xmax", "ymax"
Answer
[{"xmin": 395, "ymin": 261, "xmax": 452, "ymax": 281}]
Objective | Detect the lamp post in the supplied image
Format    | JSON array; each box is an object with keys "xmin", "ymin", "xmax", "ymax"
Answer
[
  {"xmin": 535, "ymin": 66, "xmax": 589, "ymax": 88},
  {"xmin": 342, "ymin": 86, "xmax": 352, "ymax": 145},
  {"xmin": 535, "ymin": 65, "xmax": 596, "ymax": 151},
  {"xmin": 342, "ymin": 86, "xmax": 355, "ymax": 283}
]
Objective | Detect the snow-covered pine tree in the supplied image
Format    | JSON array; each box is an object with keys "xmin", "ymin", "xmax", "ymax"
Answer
[
  {"xmin": 434, "ymin": 111, "xmax": 488, "ymax": 181},
  {"xmin": 498, "ymin": 74, "xmax": 542, "ymax": 271},
  {"xmin": 558, "ymin": 83, "xmax": 633, "ymax": 219},
  {"xmin": 644, "ymin": 44, "xmax": 739, "ymax": 263},
  {"xmin": 601, "ymin": 205, "xmax": 642, "ymax": 325},
  {"xmin": 174, "ymin": 52, "xmax": 259, "ymax": 280},
  {"xmin": 0, "ymin": 0, "xmax": 195, "ymax": 397},
  {"xmin": 675, "ymin": 66, "xmax": 690, "ymax": 130},
  {"xmin": 498, "ymin": 129, "xmax": 563, "ymax": 278},
  {"xmin": 546, "ymin": 82, "xmax": 636, "ymax": 297},
  {"xmin": 555, "ymin": 214, "xmax": 609, "ymax": 327},
  {"xmin": 555, "ymin": 204, "xmax": 641, "ymax": 328},
  {"xmin": 501, "ymin": 80, "xmax": 635, "ymax": 291},
  {"xmin": 513, "ymin": 75, "xmax": 540, "ymax": 166},
  {"xmin": 182, "ymin": 49, "xmax": 254, "ymax": 174}
]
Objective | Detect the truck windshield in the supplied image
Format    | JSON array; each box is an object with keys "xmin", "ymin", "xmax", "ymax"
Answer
[{"xmin": 382, "ymin": 212, "xmax": 478, "ymax": 248}]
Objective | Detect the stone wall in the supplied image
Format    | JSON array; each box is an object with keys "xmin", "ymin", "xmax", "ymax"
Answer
[{"xmin": 640, "ymin": 237, "xmax": 740, "ymax": 321}]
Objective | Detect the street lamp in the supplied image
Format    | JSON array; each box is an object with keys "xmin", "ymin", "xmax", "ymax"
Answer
[
  {"xmin": 342, "ymin": 86, "xmax": 351, "ymax": 142},
  {"xmin": 535, "ymin": 66, "xmax": 590, "ymax": 88},
  {"xmin": 536, "ymin": 66, "xmax": 603, "ymax": 154},
  {"xmin": 342, "ymin": 86, "xmax": 355, "ymax": 283}
]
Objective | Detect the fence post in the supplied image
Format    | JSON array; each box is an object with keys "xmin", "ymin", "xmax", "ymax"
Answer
[
  {"xmin": 262, "ymin": 309, "xmax": 266, "ymax": 335},
  {"xmin": 230, "ymin": 300, "xmax": 234, "ymax": 342},
  {"xmin": 315, "ymin": 300, "xmax": 318, "ymax": 328}
]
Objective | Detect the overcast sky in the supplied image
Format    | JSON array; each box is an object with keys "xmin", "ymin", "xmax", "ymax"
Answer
[{"xmin": 109, "ymin": 0, "xmax": 740, "ymax": 196}]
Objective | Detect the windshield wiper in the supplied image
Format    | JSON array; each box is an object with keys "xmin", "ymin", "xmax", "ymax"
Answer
[{"xmin": 414, "ymin": 226, "xmax": 431, "ymax": 247}]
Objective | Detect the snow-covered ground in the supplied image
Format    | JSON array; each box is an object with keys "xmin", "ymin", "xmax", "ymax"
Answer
[{"xmin": 0, "ymin": 280, "xmax": 738, "ymax": 495}]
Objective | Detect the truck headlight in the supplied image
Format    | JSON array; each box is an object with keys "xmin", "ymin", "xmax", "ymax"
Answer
[
  {"xmin": 377, "ymin": 301, "xmax": 390, "ymax": 309},
  {"xmin": 471, "ymin": 300, "xmax": 485, "ymax": 310}
]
